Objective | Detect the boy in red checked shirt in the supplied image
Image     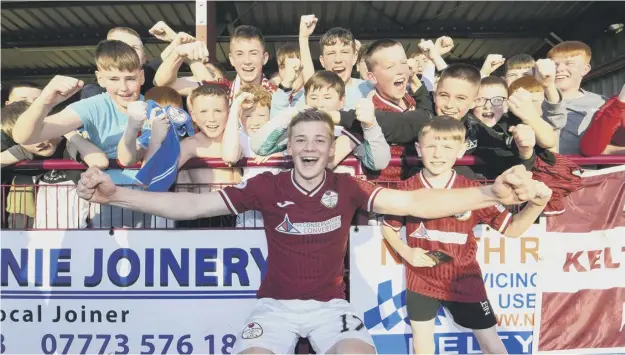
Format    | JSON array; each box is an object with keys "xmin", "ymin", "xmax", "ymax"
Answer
[
  {"xmin": 382, "ymin": 117, "xmax": 552, "ymax": 355},
  {"xmin": 580, "ymin": 84, "xmax": 625, "ymax": 156}
]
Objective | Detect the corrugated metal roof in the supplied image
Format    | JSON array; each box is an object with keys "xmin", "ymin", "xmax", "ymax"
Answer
[{"xmin": 2, "ymin": 1, "xmax": 623, "ymax": 91}]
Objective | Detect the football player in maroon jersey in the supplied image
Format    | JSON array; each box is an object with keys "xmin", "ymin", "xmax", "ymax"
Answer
[
  {"xmin": 78, "ymin": 98, "xmax": 545, "ymax": 355},
  {"xmin": 382, "ymin": 116, "xmax": 552, "ymax": 355}
]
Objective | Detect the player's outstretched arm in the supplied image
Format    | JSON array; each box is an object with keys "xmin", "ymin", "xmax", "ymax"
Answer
[
  {"xmin": 77, "ymin": 167, "xmax": 231, "ymax": 220},
  {"xmin": 372, "ymin": 165, "xmax": 538, "ymax": 219}
]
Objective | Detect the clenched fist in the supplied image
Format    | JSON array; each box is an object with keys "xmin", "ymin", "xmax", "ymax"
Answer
[
  {"xmin": 355, "ymin": 91, "xmax": 377, "ymax": 128},
  {"xmin": 535, "ymin": 59, "xmax": 556, "ymax": 88},
  {"xmin": 39, "ymin": 76, "xmax": 84, "ymax": 106},
  {"xmin": 481, "ymin": 54, "xmax": 506, "ymax": 77},
  {"xmin": 299, "ymin": 15, "xmax": 318, "ymax": 38},
  {"xmin": 127, "ymin": 101, "xmax": 149, "ymax": 130},
  {"xmin": 435, "ymin": 36, "xmax": 454, "ymax": 56},
  {"xmin": 508, "ymin": 88, "xmax": 540, "ymax": 123},
  {"xmin": 530, "ymin": 181, "xmax": 553, "ymax": 207},
  {"xmin": 149, "ymin": 21, "xmax": 176, "ymax": 42},
  {"xmin": 281, "ymin": 57, "xmax": 303, "ymax": 88},
  {"xmin": 509, "ymin": 124, "xmax": 536, "ymax": 150},
  {"xmin": 491, "ymin": 165, "xmax": 538, "ymax": 205},
  {"xmin": 176, "ymin": 41, "xmax": 209, "ymax": 62},
  {"xmin": 77, "ymin": 167, "xmax": 118, "ymax": 204},
  {"xmin": 417, "ymin": 40, "xmax": 438, "ymax": 60}
]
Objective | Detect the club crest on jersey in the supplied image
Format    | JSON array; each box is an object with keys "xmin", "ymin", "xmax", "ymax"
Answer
[
  {"xmin": 321, "ymin": 190, "xmax": 339, "ymax": 208},
  {"xmin": 241, "ymin": 322, "xmax": 263, "ymax": 339},
  {"xmin": 409, "ymin": 222, "xmax": 430, "ymax": 239},
  {"xmin": 454, "ymin": 210, "xmax": 472, "ymax": 221}
]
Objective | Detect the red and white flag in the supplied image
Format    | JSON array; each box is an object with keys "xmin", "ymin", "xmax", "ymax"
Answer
[{"xmin": 533, "ymin": 165, "xmax": 625, "ymax": 354}]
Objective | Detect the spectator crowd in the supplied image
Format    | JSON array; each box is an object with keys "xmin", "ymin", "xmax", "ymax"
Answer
[{"xmin": 2, "ymin": 16, "xmax": 624, "ymax": 230}]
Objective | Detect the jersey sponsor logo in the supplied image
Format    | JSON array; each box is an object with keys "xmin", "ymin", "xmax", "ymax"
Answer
[
  {"xmin": 241, "ymin": 322, "xmax": 263, "ymax": 339},
  {"xmin": 277, "ymin": 201, "xmax": 295, "ymax": 208},
  {"xmin": 321, "ymin": 190, "xmax": 339, "ymax": 208},
  {"xmin": 234, "ymin": 180, "xmax": 248, "ymax": 189},
  {"xmin": 454, "ymin": 210, "xmax": 472, "ymax": 221},
  {"xmin": 409, "ymin": 222, "xmax": 468, "ymax": 244},
  {"xmin": 495, "ymin": 204, "xmax": 506, "ymax": 213},
  {"xmin": 275, "ymin": 214, "xmax": 342, "ymax": 235}
]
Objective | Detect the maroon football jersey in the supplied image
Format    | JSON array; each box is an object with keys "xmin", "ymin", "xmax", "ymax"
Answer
[
  {"xmin": 219, "ymin": 169, "xmax": 383, "ymax": 301},
  {"xmin": 369, "ymin": 91, "xmax": 417, "ymax": 181},
  {"xmin": 383, "ymin": 170, "xmax": 512, "ymax": 302}
]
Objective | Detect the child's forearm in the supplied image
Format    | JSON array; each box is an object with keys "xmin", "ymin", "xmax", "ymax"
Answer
[{"xmin": 504, "ymin": 202, "xmax": 546, "ymax": 237}]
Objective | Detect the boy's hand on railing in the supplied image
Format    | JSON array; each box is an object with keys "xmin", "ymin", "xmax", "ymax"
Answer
[
  {"xmin": 492, "ymin": 165, "xmax": 538, "ymax": 205},
  {"xmin": 77, "ymin": 167, "xmax": 117, "ymax": 204},
  {"xmin": 39, "ymin": 75, "xmax": 84, "ymax": 106}
]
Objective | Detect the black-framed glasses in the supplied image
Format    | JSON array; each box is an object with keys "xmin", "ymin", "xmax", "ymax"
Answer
[{"xmin": 475, "ymin": 96, "xmax": 507, "ymax": 107}]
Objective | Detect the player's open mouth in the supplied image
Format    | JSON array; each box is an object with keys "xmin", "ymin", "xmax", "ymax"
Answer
[
  {"xmin": 481, "ymin": 112, "xmax": 495, "ymax": 119},
  {"xmin": 242, "ymin": 67, "xmax": 255, "ymax": 73},
  {"xmin": 118, "ymin": 93, "xmax": 133, "ymax": 99},
  {"xmin": 430, "ymin": 162, "xmax": 445, "ymax": 166},
  {"xmin": 301, "ymin": 157, "xmax": 319, "ymax": 166},
  {"xmin": 206, "ymin": 125, "xmax": 219, "ymax": 129},
  {"xmin": 555, "ymin": 75, "xmax": 568, "ymax": 80},
  {"xmin": 441, "ymin": 110, "xmax": 457, "ymax": 116},
  {"xmin": 332, "ymin": 67, "xmax": 346, "ymax": 75}
]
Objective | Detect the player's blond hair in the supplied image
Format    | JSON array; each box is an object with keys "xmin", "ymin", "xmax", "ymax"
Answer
[{"xmin": 287, "ymin": 108, "xmax": 335, "ymax": 141}]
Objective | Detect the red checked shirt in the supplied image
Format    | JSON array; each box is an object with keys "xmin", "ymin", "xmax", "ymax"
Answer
[{"xmin": 383, "ymin": 170, "xmax": 513, "ymax": 302}]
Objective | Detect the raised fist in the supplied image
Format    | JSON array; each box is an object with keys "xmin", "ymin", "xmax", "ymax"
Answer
[
  {"xmin": 481, "ymin": 54, "xmax": 506, "ymax": 77},
  {"xmin": 508, "ymin": 88, "xmax": 540, "ymax": 123},
  {"xmin": 127, "ymin": 101, "xmax": 148, "ymax": 129},
  {"xmin": 535, "ymin": 59, "xmax": 556, "ymax": 88},
  {"xmin": 435, "ymin": 36, "xmax": 454, "ymax": 56},
  {"xmin": 39, "ymin": 76, "xmax": 84, "ymax": 106},
  {"xmin": 173, "ymin": 32, "xmax": 196, "ymax": 46},
  {"xmin": 176, "ymin": 41, "xmax": 209, "ymax": 62},
  {"xmin": 355, "ymin": 91, "xmax": 376, "ymax": 128},
  {"xmin": 417, "ymin": 40, "xmax": 437, "ymax": 59},
  {"xmin": 149, "ymin": 108, "xmax": 170, "ymax": 145},
  {"xmin": 149, "ymin": 21, "xmax": 176, "ymax": 42},
  {"xmin": 233, "ymin": 92, "xmax": 255, "ymax": 110},
  {"xmin": 282, "ymin": 57, "xmax": 302, "ymax": 87},
  {"xmin": 509, "ymin": 124, "xmax": 536, "ymax": 150},
  {"xmin": 299, "ymin": 15, "xmax": 318, "ymax": 38}
]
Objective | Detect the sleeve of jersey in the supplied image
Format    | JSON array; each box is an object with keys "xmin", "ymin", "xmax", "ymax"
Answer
[
  {"xmin": 381, "ymin": 178, "xmax": 409, "ymax": 230},
  {"xmin": 477, "ymin": 204, "xmax": 513, "ymax": 234},
  {"xmin": 217, "ymin": 173, "xmax": 268, "ymax": 215},
  {"xmin": 350, "ymin": 177, "xmax": 385, "ymax": 213}
]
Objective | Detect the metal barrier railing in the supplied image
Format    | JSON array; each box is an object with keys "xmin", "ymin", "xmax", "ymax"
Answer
[{"xmin": 3, "ymin": 155, "xmax": 625, "ymax": 230}]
